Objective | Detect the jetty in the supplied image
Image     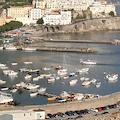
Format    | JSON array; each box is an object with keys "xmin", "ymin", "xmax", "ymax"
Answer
[
  {"xmin": 36, "ymin": 46, "xmax": 97, "ymax": 53},
  {"xmin": 44, "ymin": 39, "xmax": 120, "ymax": 45}
]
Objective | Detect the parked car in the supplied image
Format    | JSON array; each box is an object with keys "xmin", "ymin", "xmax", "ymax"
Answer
[
  {"xmin": 96, "ymin": 107, "xmax": 102, "ymax": 112},
  {"xmin": 84, "ymin": 109, "xmax": 91, "ymax": 114},
  {"xmin": 101, "ymin": 111, "xmax": 109, "ymax": 115},
  {"xmin": 90, "ymin": 108, "xmax": 98, "ymax": 112},
  {"xmin": 75, "ymin": 115, "xmax": 83, "ymax": 119}
]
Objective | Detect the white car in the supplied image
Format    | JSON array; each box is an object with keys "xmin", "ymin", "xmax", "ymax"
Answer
[{"xmin": 90, "ymin": 108, "xmax": 98, "ymax": 112}]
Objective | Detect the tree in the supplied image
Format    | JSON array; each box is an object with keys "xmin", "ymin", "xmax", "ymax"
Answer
[
  {"xmin": 109, "ymin": 11, "xmax": 114, "ymax": 17},
  {"xmin": 37, "ymin": 18, "xmax": 44, "ymax": 24}
]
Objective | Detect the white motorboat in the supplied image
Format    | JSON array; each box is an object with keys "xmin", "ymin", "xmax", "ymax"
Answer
[
  {"xmin": 64, "ymin": 76, "xmax": 69, "ymax": 79},
  {"xmin": 11, "ymin": 62, "xmax": 18, "ymax": 65},
  {"xmin": 1, "ymin": 87, "xmax": 9, "ymax": 91},
  {"xmin": 38, "ymin": 87, "xmax": 47, "ymax": 93},
  {"xmin": 77, "ymin": 68, "xmax": 89, "ymax": 73},
  {"xmin": 45, "ymin": 74, "xmax": 52, "ymax": 78},
  {"xmin": 96, "ymin": 82, "xmax": 101, "ymax": 88},
  {"xmin": 91, "ymin": 78, "xmax": 97, "ymax": 83},
  {"xmin": 106, "ymin": 73, "xmax": 118, "ymax": 81},
  {"xmin": 25, "ymin": 74, "xmax": 32, "ymax": 80},
  {"xmin": 0, "ymin": 46, "xmax": 3, "ymax": 50},
  {"xmin": 0, "ymin": 66, "xmax": 8, "ymax": 70},
  {"xmin": 0, "ymin": 91, "xmax": 13, "ymax": 104},
  {"xmin": 5, "ymin": 44, "xmax": 17, "ymax": 51},
  {"xmin": 30, "ymin": 92, "xmax": 38, "ymax": 97},
  {"xmin": 10, "ymin": 88, "xmax": 17, "ymax": 93},
  {"xmin": 0, "ymin": 80, "xmax": 6, "ymax": 85},
  {"xmin": 57, "ymin": 69, "xmax": 67, "ymax": 76},
  {"xmin": 42, "ymin": 67, "xmax": 51, "ymax": 71},
  {"xmin": 69, "ymin": 79, "xmax": 78, "ymax": 86},
  {"xmin": 80, "ymin": 77, "xmax": 90, "ymax": 81},
  {"xmin": 33, "ymin": 76, "xmax": 40, "ymax": 81},
  {"xmin": 24, "ymin": 61, "xmax": 33, "ymax": 65},
  {"xmin": 8, "ymin": 70, "xmax": 18, "ymax": 76},
  {"xmin": 80, "ymin": 59, "xmax": 97, "ymax": 65},
  {"xmin": 82, "ymin": 81, "xmax": 91, "ymax": 86},
  {"xmin": 3, "ymin": 70, "xmax": 12, "ymax": 75},
  {"xmin": 54, "ymin": 76, "xmax": 60, "ymax": 80},
  {"xmin": 22, "ymin": 47, "xmax": 36, "ymax": 51},
  {"xmin": 0, "ymin": 63, "xmax": 6, "ymax": 67},
  {"xmin": 48, "ymin": 77, "xmax": 55, "ymax": 83}
]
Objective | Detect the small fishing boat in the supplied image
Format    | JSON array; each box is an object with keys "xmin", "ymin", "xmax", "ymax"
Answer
[
  {"xmin": 0, "ymin": 80, "xmax": 6, "ymax": 85},
  {"xmin": 38, "ymin": 87, "xmax": 47, "ymax": 93},
  {"xmin": 42, "ymin": 67, "xmax": 51, "ymax": 71},
  {"xmin": 80, "ymin": 77, "xmax": 90, "ymax": 81},
  {"xmin": 55, "ymin": 66, "xmax": 63, "ymax": 70},
  {"xmin": 22, "ymin": 47, "xmax": 36, "ymax": 51},
  {"xmin": 24, "ymin": 61, "xmax": 33, "ymax": 65},
  {"xmin": 106, "ymin": 73, "xmax": 118, "ymax": 81},
  {"xmin": 69, "ymin": 79, "xmax": 78, "ymax": 86},
  {"xmin": 96, "ymin": 82, "xmax": 101, "ymax": 88},
  {"xmin": 8, "ymin": 70, "xmax": 18, "ymax": 76},
  {"xmin": 10, "ymin": 89, "xmax": 17, "ymax": 93},
  {"xmin": 82, "ymin": 81, "xmax": 91, "ymax": 86},
  {"xmin": 48, "ymin": 77, "xmax": 55, "ymax": 83},
  {"xmin": 25, "ymin": 74, "xmax": 32, "ymax": 80},
  {"xmin": 33, "ymin": 76, "xmax": 40, "ymax": 81},
  {"xmin": 11, "ymin": 62, "xmax": 18, "ymax": 66},
  {"xmin": 80, "ymin": 59, "xmax": 97, "ymax": 65},
  {"xmin": 47, "ymin": 97, "xmax": 56, "ymax": 102},
  {"xmin": 30, "ymin": 92, "xmax": 38, "ymax": 97},
  {"xmin": 1, "ymin": 87, "xmax": 9, "ymax": 91}
]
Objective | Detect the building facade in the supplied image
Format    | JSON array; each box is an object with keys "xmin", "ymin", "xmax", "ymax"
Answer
[{"xmin": 43, "ymin": 10, "xmax": 71, "ymax": 25}]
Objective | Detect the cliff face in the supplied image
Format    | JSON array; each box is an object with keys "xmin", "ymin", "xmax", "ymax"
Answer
[{"xmin": 62, "ymin": 17, "xmax": 120, "ymax": 33}]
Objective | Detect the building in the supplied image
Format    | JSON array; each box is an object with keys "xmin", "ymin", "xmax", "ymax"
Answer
[
  {"xmin": 89, "ymin": 1, "xmax": 116, "ymax": 17},
  {"xmin": 30, "ymin": 8, "xmax": 42, "ymax": 20},
  {"xmin": 7, "ymin": 5, "xmax": 34, "ymax": 25},
  {"xmin": 0, "ymin": 109, "xmax": 45, "ymax": 120},
  {"xmin": 0, "ymin": 9, "xmax": 6, "ymax": 26},
  {"xmin": 43, "ymin": 10, "xmax": 71, "ymax": 25},
  {"xmin": 0, "ymin": 0, "xmax": 5, "ymax": 3}
]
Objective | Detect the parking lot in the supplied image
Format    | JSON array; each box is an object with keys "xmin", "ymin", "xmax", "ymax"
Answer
[{"xmin": 46, "ymin": 101, "xmax": 120, "ymax": 119}]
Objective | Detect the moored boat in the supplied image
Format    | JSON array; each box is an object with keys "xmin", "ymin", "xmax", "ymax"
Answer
[
  {"xmin": 96, "ymin": 82, "xmax": 101, "ymax": 88},
  {"xmin": 25, "ymin": 74, "xmax": 32, "ymax": 80},
  {"xmin": 47, "ymin": 97, "xmax": 56, "ymax": 102},
  {"xmin": 106, "ymin": 73, "xmax": 118, "ymax": 81},
  {"xmin": 82, "ymin": 81, "xmax": 91, "ymax": 86},
  {"xmin": 80, "ymin": 59, "xmax": 97, "ymax": 65},
  {"xmin": 30, "ymin": 92, "xmax": 38, "ymax": 97},
  {"xmin": 69, "ymin": 79, "xmax": 78, "ymax": 86}
]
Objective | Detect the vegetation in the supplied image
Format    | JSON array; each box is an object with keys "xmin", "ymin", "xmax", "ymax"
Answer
[
  {"xmin": 0, "ymin": 21, "xmax": 23, "ymax": 33},
  {"xmin": 37, "ymin": 18, "xmax": 44, "ymax": 24},
  {"xmin": 109, "ymin": 11, "xmax": 115, "ymax": 17}
]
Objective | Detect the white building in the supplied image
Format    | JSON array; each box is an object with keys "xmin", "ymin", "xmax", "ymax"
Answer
[
  {"xmin": 43, "ymin": 10, "xmax": 71, "ymax": 25},
  {"xmin": 89, "ymin": 2, "xmax": 116, "ymax": 16},
  {"xmin": 0, "ymin": 109, "xmax": 45, "ymax": 120},
  {"xmin": 30, "ymin": 8, "xmax": 42, "ymax": 20}
]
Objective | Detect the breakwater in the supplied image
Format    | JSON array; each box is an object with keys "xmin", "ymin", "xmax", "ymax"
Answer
[
  {"xmin": 44, "ymin": 39, "xmax": 120, "ymax": 45},
  {"xmin": 36, "ymin": 46, "xmax": 97, "ymax": 53}
]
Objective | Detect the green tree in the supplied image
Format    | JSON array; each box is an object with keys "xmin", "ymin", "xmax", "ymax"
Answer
[
  {"xmin": 37, "ymin": 18, "xmax": 44, "ymax": 24},
  {"xmin": 109, "ymin": 11, "xmax": 114, "ymax": 17}
]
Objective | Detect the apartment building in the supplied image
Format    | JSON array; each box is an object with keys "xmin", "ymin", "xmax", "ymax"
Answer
[{"xmin": 43, "ymin": 10, "xmax": 71, "ymax": 25}]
